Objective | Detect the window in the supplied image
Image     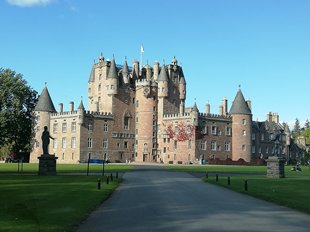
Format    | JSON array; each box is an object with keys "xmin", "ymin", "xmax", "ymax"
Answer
[
  {"xmin": 211, "ymin": 126, "xmax": 217, "ymax": 135},
  {"xmin": 71, "ymin": 137, "xmax": 76, "ymax": 148},
  {"xmin": 53, "ymin": 123, "xmax": 58, "ymax": 133},
  {"xmin": 136, "ymin": 100, "xmax": 139, "ymax": 107},
  {"xmin": 124, "ymin": 116, "xmax": 130, "ymax": 130},
  {"xmin": 174, "ymin": 141, "xmax": 177, "ymax": 150},
  {"xmin": 111, "ymin": 85, "xmax": 114, "ymax": 90},
  {"xmin": 98, "ymin": 84, "xmax": 101, "ymax": 91},
  {"xmin": 224, "ymin": 142, "xmax": 230, "ymax": 151},
  {"xmin": 88, "ymin": 123, "xmax": 93, "ymax": 132},
  {"xmin": 242, "ymin": 119, "xmax": 246, "ymax": 125},
  {"xmin": 202, "ymin": 126, "xmax": 208, "ymax": 134},
  {"xmin": 188, "ymin": 140, "xmax": 192, "ymax": 149},
  {"xmin": 103, "ymin": 124, "xmax": 108, "ymax": 132},
  {"xmin": 124, "ymin": 141, "xmax": 128, "ymax": 149},
  {"xmin": 225, "ymin": 127, "xmax": 231, "ymax": 136},
  {"xmin": 261, "ymin": 134, "xmax": 265, "ymax": 141},
  {"xmin": 211, "ymin": 141, "xmax": 217, "ymax": 151},
  {"xmin": 266, "ymin": 146, "xmax": 269, "ymax": 154},
  {"xmin": 242, "ymin": 144, "xmax": 246, "ymax": 151},
  {"xmin": 53, "ymin": 139, "xmax": 57, "ymax": 149},
  {"xmin": 243, "ymin": 130, "xmax": 246, "ymax": 136},
  {"xmin": 87, "ymin": 138, "xmax": 92, "ymax": 148},
  {"xmin": 163, "ymin": 147, "xmax": 166, "ymax": 153},
  {"xmin": 103, "ymin": 139, "xmax": 108, "ymax": 149},
  {"xmin": 62, "ymin": 138, "xmax": 66, "ymax": 149},
  {"xmin": 71, "ymin": 122, "xmax": 76, "ymax": 132},
  {"xmin": 251, "ymin": 133, "xmax": 255, "ymax": 140},
  {"xmin": 201, "ymin": 141, "xmax": 206, "ymax": 150},
  {"xmin": 143, "ymin": 143, "xmax": 148, "ymax": 152},
  {"xmin": 252, "ymin": 145, "xmax": 256, "ymax": 154},
  {"xmin": 62, "ymin": 123, "xmax": 67, "ymax": 133},
  {"xmin": 164, "ymin": 138, "xmax": 166, "ymax": 143},
  {"xmin": 136, "ymin": 116, "xmax": 138, "ymax": 122}
]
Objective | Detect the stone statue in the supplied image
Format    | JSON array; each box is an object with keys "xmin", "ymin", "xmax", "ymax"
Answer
[{"xmin": 41, "ymin": 126, "xmax": 54, "ymax": 155}]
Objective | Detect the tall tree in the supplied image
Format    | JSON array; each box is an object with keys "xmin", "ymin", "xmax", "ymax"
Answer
[
  {"xmin": 293, "ymin": 118, "xmax": 301, "ymax": 133},
  {"xmin": 0, "ymin": 68, "xmax": 37, "ymax": 156},
  {"xmin": 305, "ymin": 119, "xmax": 310, "ymax": 129}
]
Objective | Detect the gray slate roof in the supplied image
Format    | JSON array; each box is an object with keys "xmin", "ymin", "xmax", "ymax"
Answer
[
  {"xmin": 158, "ymin": 65, "xmax": 168, "ymax": 81},
  {"xmin": 122, "ymin": 59, "xmax": 129, "ymax": 75},
  {"xmin": 107, "ymin": 59, "xmax": 118, "ymax": 79},
  {"xmin": 88, "ymin": 66, "xmax": 95, "ymax": 82},
  {"xmin": 78, "ymin": 99, "xmax": 85, "ymax": 110},
  {"xmin": 229, "ymin": 90, "xmax": 251, "ymax": 115},
  {"xmin": 34, "ymin": 87, "xmax": 56, "ymax": 112}
]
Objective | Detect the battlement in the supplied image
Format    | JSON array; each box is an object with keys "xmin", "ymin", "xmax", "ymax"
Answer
[
  {"xmin": 51, "ymin": 111, "xmax": 79, "ymax": 117},
  {"xmin": 163, "ymin": 112, "xmax": 191, "ymax": 120},
  {"xmin": 135, "ymin": 79, "xmax": 151, "ymax": 87},
  {"xmin": 199, "ymin": 113, "xmax": 231, "ymax": 120},
  {"xmin": 86, "ymin": 111, "xmax": 113, "ymax": 118}
]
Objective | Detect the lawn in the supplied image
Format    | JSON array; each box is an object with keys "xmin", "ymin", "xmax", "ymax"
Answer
[
  {"xmin": 0, "ymin": 174, "xmax": 120, "ymax": 232},
  {"xmin": 0, "ymin": 163, "xmax": 133, "ymax": 173},
  {"xmin": 203, "ymin": 167, "xmax": 310, "ymax": 214}
]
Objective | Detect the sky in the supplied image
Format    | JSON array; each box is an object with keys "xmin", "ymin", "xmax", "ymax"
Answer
[{"xmin": 1, "ymin": 0, "xmax": 310, "ymax": 128}]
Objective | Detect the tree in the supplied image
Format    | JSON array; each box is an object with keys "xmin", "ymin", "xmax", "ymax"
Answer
[
  {"xmin": 305, "ymin": 119, "xmax": 310, "ymax": 129},
  {"xmin": 293, "ymin": 118, "xmax": 301, "ymax": 138},
  {"xmin": 0, "ymin": 68, "xmax": 37, "ymax": 158}
]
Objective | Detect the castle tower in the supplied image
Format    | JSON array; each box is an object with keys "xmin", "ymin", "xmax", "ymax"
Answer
[
  {"xmin": 229, "ymin": 89, "xmax": 252, "ymax": 162},
  {"xmin": 107, "ymin": 57, "xmax": 118, "ymax": 95},
  {"xmin": 135, "ymin": 79, "xmax": 157, "ymax": 162},
  {"xmin": 191, "ymin": 102, "xmax": 199, "ymax": 126},
  {"xmin": 179, "ymin": 74, "xmax": 186, "ymax": 114},
  {"xmin": 122, "ymin": 58, "xmax": 129, "ymax": 85},
  {"xmin": 31, "ymin": 86, "xmax": 56, "ymax": 162},
  {"xmin": 77, "ymin": 98, "xmax": 85, "ymax": 125}
]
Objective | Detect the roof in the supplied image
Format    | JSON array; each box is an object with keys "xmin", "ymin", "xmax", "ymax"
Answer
[
  {"xmin": 158, "ymin": 65, "xmax": 168, "ymax": 81},
  {"xmin": 122, "ymin": 59, "xmax": 129, "ymax": 74},
  {"xmin": 229, "ymin": 89, "xmax": 251, "ymax": 115},
  {"xmin": 107, "ymin": 58, "xmax": 118, "ymax": 79},
  {"xmin": 34, "ymin": 87, "xmax": 56, "ymax": 112},
  {"xmin": 78, "ymin": 99, "xmax": 85, "ymax": 110},
  {"xmin": 88, "ymin": 66, "xmax": 95, "ymax": 82},
  {"xmin": 192, "ymin": 102, "xmax": 199, "ymax": 112}
]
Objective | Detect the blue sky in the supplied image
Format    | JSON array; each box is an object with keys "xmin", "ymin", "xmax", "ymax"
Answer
[{"xmin": 1, "ymin": 0, "xmax": 310, "ymax": 127}]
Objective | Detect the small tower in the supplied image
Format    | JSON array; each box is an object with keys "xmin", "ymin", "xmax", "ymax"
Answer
[
  {"xmin": 157, "ymin": 65, "xmax": 169, "ymax": 98},
  {"xmin": 229, "ymin": 89, "xmax": 252, "ymax": 162},
  {"xmin": 77, "ymin": 98, "xmax": 85, "ymax": 125},
  {"xmin": 132, "ymin": 59, "xmax": 139, "ymax": 80},
  {"xmin": 153, "ymin": 60, "xmax": 160, "ymax": 81},
  {"xmin": 191, "ymin": 102, "xmax": 199, "ymax": 126},
  {"xmin": 122, "ymin": 58, "xmax": 129, "ymax": 85},
  {"xmin": 31, "ymin": 86, "xmax": 56, "ymax": 162},
  {"xmin": 107, "ymin": 57, "xmax": 118, "ymax": 95}
]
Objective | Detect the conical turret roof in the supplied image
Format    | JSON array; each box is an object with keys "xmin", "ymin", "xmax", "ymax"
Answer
[
  {"xmin": 107, "ymin": 58, "xmax": 118, "ymax": 79},
  {"xmin": 122, "ymin": 59, "xmax": 129, "ymax": 75},
  {"xmin": 192, "ymin": 102, "xmax": 199, "ymax": 112},
  {"xmin": 78, "ymin": 99, "xmax": 85, "ymax": 110},
  {"xmin": 34, "ymin": 86, "xmax": 56, "ymax": 112},
  {"xmin": 158, "ymin": 65, "xmax": 168, "ymax": 81},
  {"xmin": 229, "ymin": 89, "xmax": 251, "ymax": 115}
]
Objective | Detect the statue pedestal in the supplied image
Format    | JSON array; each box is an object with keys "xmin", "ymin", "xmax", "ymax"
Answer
[
  {"xmin": 38, "ymin": 154, "xmax": 58, "ymax": 175},
  {"xmin": 266, "ymin": 156, "xmax": 285, "ymax": 178}
]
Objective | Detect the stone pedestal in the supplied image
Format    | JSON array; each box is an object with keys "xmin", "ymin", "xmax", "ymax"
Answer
[
  {"xmin": 38, "ymin": 154, "xmax": 58, "ymax": 175},
  {"xmin": 266, "ymin": 156, "xmax": 285, "ymax": 178}
]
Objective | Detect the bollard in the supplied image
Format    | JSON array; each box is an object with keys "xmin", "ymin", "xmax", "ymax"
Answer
[
  {"xmin": 110, "ymin": 173, "xmax": 113, "ymax": 182},
  {"xmin": 228, "ymin": 176, "xmax": 231, "ymax": 185},
  {"xmin": 106, "ymin": 176, "xmax": 109, "ymax": 184},
  {"xmin": 206, "ymin": 172, "xmax": 208, "ymax": 179},
  {"xmin": 216, "ymin": 174, "xmax": 218, "ymax": 182},
  {"xmin": 244, "ymin": 180, "xmax": 248, "ymax": 191},
  {"xmin": 116, "ymin": 172, "xmax": 118, "ymax": 179},
  {"xmin": 97, "ymin": 178, "xmax": 101, "ymax": 190}
]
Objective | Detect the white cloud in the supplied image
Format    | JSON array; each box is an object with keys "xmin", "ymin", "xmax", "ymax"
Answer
[{"xmin": 6, "ymin": 0, "xmax": 54, "ymax": 7}]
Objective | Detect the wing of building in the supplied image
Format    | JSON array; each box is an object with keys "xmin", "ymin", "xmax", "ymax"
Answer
[{"xmin": 30, "ymin": 53, "xmax": 298, "ymax": 164}]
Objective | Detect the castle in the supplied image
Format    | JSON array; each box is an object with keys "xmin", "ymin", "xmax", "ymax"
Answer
[{"xmin": 30, "ymin": 53, "xmax": 293, "ymax": 164}]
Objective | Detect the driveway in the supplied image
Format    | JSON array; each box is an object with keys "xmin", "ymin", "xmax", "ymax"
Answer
[{"xmin": 77, "ymin": 170, "xmax": 310, "ymax": 232}]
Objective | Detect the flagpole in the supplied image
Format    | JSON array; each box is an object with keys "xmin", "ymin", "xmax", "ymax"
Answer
[{"xmin": 140, "ymin": 44, "xmax": 144, "ymax": 70}]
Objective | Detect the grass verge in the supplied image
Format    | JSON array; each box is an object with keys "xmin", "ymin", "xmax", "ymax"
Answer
[
  {"xmin": 0, "ymin": 174, "xmax": 120, "ymax": 232},
  {"xmin": 203, "ymin": 168, "xmax": 310, "ymax": 214}
]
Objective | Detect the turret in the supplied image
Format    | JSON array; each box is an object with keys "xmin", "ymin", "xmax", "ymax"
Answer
[
  {"xmin": 32, "ymin": 86, "xmax": 56, "ymax": 160},
  {"xmin": 153, "ymin": 60, "xmax": 159, "ymax": 81},
  {"xmin": 132, "ymin": 59, "xmax": 139, "ymax": 80},
  {"xmin": 157, "ymin": 65, "xmax": 169, "ymax": 98},
  {"xmin": 222, "ymin": 97, "xmax": 228, "ymax": 115},
  {"xmin": 229, "ymin": 89, "xmax": 252, "ymax": 162},
  {"xmin": 143, "ymin": 61, "xmax": 152, "ymax": 81},
  {"xmin": 191, "ymin": 102, "xmax": 199, "ymax": 126},
  {"xmin": 179, "ymin": 74, "xmax": 186, "ymax": 100},
  {"xmin": 107, "ymin": 58, "xmax": 118, "ymax": 95},
  {"xmin": 77, "ymin": 98, "xmax": 85, "ymax": 125},
  {"xmin": 122, "ymin": 58, "xmax": 129, "ymax": 85},
  {"xmin": 206, "ymin": 102, "xmax": 210, "ymax": 114}
]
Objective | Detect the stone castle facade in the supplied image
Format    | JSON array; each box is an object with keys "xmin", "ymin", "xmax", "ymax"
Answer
[{"xmin": 30, "ymin": 53, "xmax": 292, "ymax": 164}]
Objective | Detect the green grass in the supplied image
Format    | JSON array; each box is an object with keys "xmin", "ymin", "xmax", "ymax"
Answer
[
  {"xmin": 0, "ymin": 163, "xmax": 133, "ymax": 173},
  {"xmin": 0, "ymin": 174, "xmax": 120, "ymax": 232},
  {"xmin": 203, "ymin": 168, "xmax": 310, "ymax": 214},
  {"xmin": 165, "ymin": 164, "xmax": 267, "ymax": 174}
]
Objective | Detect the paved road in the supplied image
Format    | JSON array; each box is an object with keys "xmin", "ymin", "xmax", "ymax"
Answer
[{"xmin": 77, "ymin": 171, "xmax": 310, "ymax": 232}]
